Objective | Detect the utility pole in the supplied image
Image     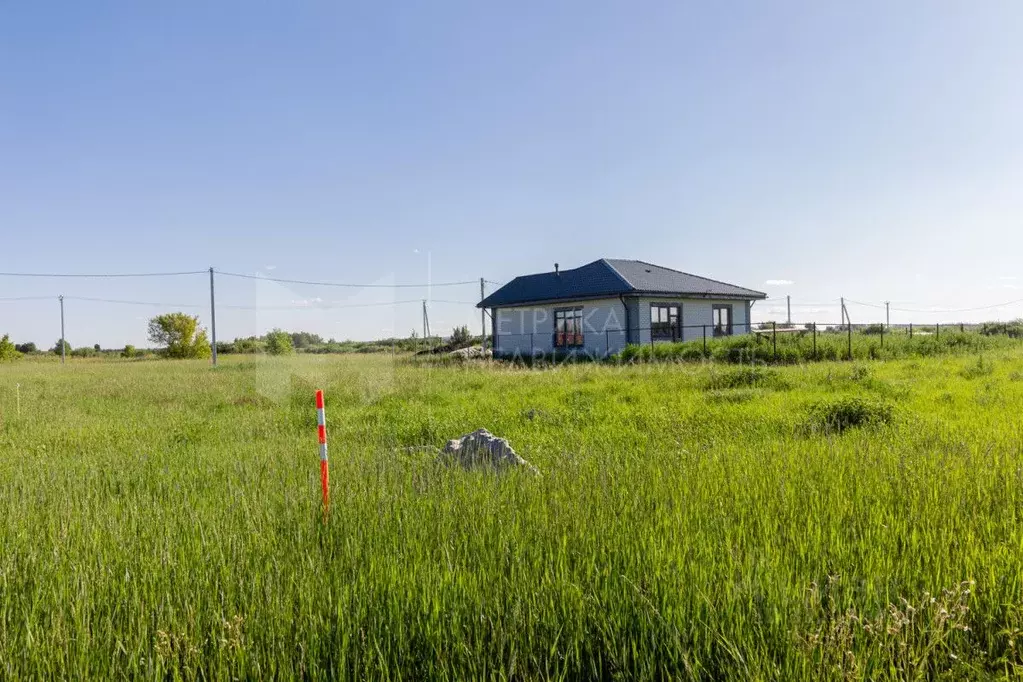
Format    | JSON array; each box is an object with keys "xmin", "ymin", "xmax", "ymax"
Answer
[
  {"xmin": 422, "ymin": 300, "xmax": 430, "ymax": 346},
  {"xmin": 840, "ymin": 297, "xmax": 846, "ymax": 327},
  {"xmin": 786, "ymin": 295, "xmax": 791, "ymax": 326},
  {"xmin": 885, "ymin": 301, "xmax": 890, "ymax": 330},
  {"xmin": 59, "ymin": 295, "xmax": 65, "ymax": 365},
  {"xmin": 480, "ymin": 277, "xmax": 486, "ymax": 353},
  {"xmin": 209, "ymin": 267, "xmax": 218, "ymax": 367}
]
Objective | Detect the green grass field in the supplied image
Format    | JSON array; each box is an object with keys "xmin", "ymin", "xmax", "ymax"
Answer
[{"xmin": 1, "ymin": 350, "xmax": 1023, "ymax": 679}]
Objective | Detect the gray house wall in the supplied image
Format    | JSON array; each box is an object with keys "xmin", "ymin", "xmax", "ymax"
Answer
[
  {"xmin": 493, "ymin": 297, "xmax": 627, "ymax": 357},
  {"xmin": 492, "ymin": 295, "xmax": 754, "ymax": 357}
]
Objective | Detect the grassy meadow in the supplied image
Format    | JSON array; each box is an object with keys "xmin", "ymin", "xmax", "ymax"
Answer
[{"xmin": 1, "ymin": 349, "xmax": 1023, "ymax": 679}]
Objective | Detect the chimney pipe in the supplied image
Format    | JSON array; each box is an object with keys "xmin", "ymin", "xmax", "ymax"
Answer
[{"xmin": 554, "ymin": 262, "xmax": 559, "ymax": 275}]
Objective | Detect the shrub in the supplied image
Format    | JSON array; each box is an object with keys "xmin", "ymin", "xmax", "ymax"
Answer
[
  {"xmin": 265, "ymin": 329, "xmax": 294, "ymax": 356},
  {"xmin": 980, "ymin": 320, "xmax": 1023, "ymax": 339},
  {"xmin": 450, "ymin": 325, "xmax": 471, "ymax": 345},
  {"xmin": 52, "ymin": 339, "xmax": 71, "ymax": 356},
  {"xmin": 861, "ymin": 324, "xmax": 885, "ymax": 335},
  {"xmin": 15, "ymin": 342, "xmax": 37, "ymax": 354},
  {"xmin": 147, "ymin": 313, "xmax": 212, "ymax": 359},
  {"xmin": 0, "ymin": 335, "xmax": 22, "ymax": 362},
  {"xmin": 122, "ymin": 345, "xmax": 137, "ymax": 358},
  {"xmin": 806, "ymin": 397, "xmax": 894, "ymax": 434}
]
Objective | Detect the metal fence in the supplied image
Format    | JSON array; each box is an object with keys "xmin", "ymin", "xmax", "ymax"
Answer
[{"xmin": 492, "ymin": 320, "xmax": 1003, "ymax": 362}]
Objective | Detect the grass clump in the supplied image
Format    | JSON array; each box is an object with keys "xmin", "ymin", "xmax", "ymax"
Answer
[
  {"xmin": 704, "ymin": 366, "xmax": 788, "ymax": 391},
  {"xmin": 960, "ymin": 355, "xmax": 995, "ymax": 380},
  {"xmin": 806, "ymin": 396, "xmax": 894, "ymax": 433}
]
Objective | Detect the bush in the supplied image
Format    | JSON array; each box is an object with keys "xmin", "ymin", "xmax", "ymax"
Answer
[
  {"xmin": 147, "ymin": 313, "xmax": 211, "ymax": 359},
  {"xmin": 15, "ymin": 342, "xmax": 37, "ymax": 354},
  {"xmin": 0, "ymin": 335, "xmax": 22, "ymax": 362},
  {"xmin": 450, "ymin": 325, "xmax": 471, "ymax": 345},
  {"xmin": 122, "ymin": 345, "xmax": 138, "ymax": 358},
  {"xmin": 52, "ymin": 339, "xmax": 71, "ymax": 356},
  {"xmin": 861, "ymin": 324, "xmax": 885, "ymax": 336},
  {"xmin": 265, "ymin": 329, "xmax": 294, "ymax": 356},
  {"xmin": 806, "ymin": 397, "xmax": 894, "ymax": 434},
  {"xmin": 979, "ymin": 320, "xmax": 1023, "ymax": 339}
]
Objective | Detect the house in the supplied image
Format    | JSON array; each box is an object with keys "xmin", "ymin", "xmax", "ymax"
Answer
[{"xmin": 478, "ymin": 259, "xmax": 766, "ymax": 358}]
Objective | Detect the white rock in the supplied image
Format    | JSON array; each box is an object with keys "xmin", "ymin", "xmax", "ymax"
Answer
[{"xmin": 441, "ymin": 429, "xmax": 538, "ymax": 474}]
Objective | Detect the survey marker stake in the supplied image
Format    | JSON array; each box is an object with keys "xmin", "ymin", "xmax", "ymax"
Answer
[{"xmin": 316, "ymin": 390, "xmax": 329, "ymax": 521}]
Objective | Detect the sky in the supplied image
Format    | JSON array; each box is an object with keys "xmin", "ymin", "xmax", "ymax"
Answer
[{"xmin": 2, "ymin": 1, "xmax": 1022, "ymax": 347}]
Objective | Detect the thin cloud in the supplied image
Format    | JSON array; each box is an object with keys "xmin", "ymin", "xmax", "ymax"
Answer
[
  {"xmin": 765, "ymin": 279, "xmax": 794, "ymax": 287},
  {"xmin": 999, "ymin": 275, "xmax": 1017, "ymax": 281},
  {"xmin": 265, "ymin": 265, "xmax": 277, "ymax": 271}
]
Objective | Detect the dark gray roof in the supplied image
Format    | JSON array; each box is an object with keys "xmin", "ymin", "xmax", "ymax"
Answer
[{"xmin": 479, "ymin": 259, "xmax": 766, "ymax": 308}]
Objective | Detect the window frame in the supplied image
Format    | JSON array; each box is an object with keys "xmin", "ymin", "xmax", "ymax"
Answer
[
  {"xmin": 712, "ymin": 304, "xmax": 733, "ymax": 337},
  {"xmin": 553, "ymin": 306, "xmax": 585, "ymax": 348},
  {"xmin": 650, "ymin": 303, "xmax": 681, "ymax": 341}
]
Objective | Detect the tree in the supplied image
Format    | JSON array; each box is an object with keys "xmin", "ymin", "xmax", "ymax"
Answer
[
  {"xmin": 451, "ymin": 325, "xmax": 471, "ymax": 345},
  {"xmin": 122, "ymin": 345, "xmax": 137, "ymax": 358},
  {"xmin": 93, "ymin": 343, "xmax": 101, "ymax": 352},
  {"xmin": 15, "ymin": 342, "xmax": 37, "ymax": 354},
  {"xmin": 265, "ymin": 328, "xmax": 294, "ymax": 356},
  {"xmin": 0, "ymin": 335, "xmax": 21, "ymax": 362},
  {"xmin": 52, "ymin": 339, "xmax": 71, "ymax": 356},
  {"xmin": 147, "ymin": 313, "xmax": 212, "ymax": 359}
]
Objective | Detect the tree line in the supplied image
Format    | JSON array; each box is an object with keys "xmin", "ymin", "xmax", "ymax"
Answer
[{"xmin": 1, "ymin": 313, "xmax": 478, "ymax": 362}]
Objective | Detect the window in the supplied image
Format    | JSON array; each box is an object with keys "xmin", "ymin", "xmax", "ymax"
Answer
[
  {"xmin": 554, "ymin": 307, "xmax": 584, "ymax": 348},
  {"xmin": 713, "ymin": 305, "xmax": 733, "ymax": 337},
  {"xmin": 650, "ymin": 304, "xmax": 681, "ymax": 340}
]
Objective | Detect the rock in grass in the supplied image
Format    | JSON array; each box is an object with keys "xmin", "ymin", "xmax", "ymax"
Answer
[{"xmin": 441, "ymin": 429, "xmax": 538, "ymax": 474}]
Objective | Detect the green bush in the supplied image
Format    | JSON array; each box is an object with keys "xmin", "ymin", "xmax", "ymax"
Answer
[
  {"xmin": 15, "ymin": 342, "xmax": 37, "ymax": 354},
  {"xmin": 0, "ymin": 335, "xmax": 22, "ymax": 362},
  {"xmin": 122, "ymin": 345, "xmax": 138, "ymax": 359},
  {"xmin": 980, "ymin": 320, "xmax": 1023, "ymax": 339},
  {"xmin": 265, "ymin": 329, "xmax": 294, "ymax": 356},
  {"xmin": 806, "ymin": 397, "xmax": 894, "ymax": 434},
  {"xmin": 52, "ymin": 339, "xmax": 71, "ymax": 356}
]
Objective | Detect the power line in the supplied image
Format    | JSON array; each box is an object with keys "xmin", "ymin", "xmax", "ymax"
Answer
[
  {"xmin": 0, "ymin": 295, "xmax": 59, "ymax": 302},
  {"xmin": 847, "ymin": 297, "xmax": 1023, "ymax": 314},
  {"xmin": 65, "ymin": 296, "xmax": 204, "ymax": 309},
  {"xmin": 0, "ymin": 270, "xmax": 206, "ymax": 278},
  {"xmin": 215, "ymin": 270, "xmax": 478, "ymax": 288},
  {"xmin": 60, "ymin": 296, "xmax": 477, "ymax": 311}
]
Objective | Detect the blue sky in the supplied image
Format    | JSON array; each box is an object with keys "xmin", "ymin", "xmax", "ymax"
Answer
[{"xmin": 2, "ymin": 1, "xmax": 1021, "ymax": 347}]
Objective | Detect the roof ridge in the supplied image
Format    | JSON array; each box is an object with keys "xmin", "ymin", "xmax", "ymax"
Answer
[{"xmin": 599, "ymin": 258, "xmax": 636, "ymax": 291}]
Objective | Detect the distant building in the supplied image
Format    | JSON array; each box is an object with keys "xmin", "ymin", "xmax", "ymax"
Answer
[{"xmin": 479, "ymin": 259, "xmax": 766, "ymax": 358}]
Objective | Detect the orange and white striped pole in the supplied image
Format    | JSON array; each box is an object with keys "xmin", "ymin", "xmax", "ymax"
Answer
[{"xmin": 316, "ymin": 390, "xmax": 329, "ymax": 518}]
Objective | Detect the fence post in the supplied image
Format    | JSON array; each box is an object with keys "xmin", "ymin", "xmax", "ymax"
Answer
[
  {"xmin": 909, "ymin": 322, "xmax": 913, "ymax": 339},
  {"xmin": 847, "ymin": 323, "xmax": 853, "ymax": 361},
  {"xmin": 812, "ymin": 322, "xmax": 817, "ymax": 358},
  {"xmin": 772, "ymin": 321, "xmax": 777, "ymax": 361},
  {"xmin": 960, "ymin": 323, "xmax": 964, "ymax": 333},
  {"xmin": 880, "ymin": 321, "xmax": 884, "ymax": 348},
  {"xmin": 936, "ymin": 323, "xmax": 940, "ymax": 339},
  {"xmin": 530, "ymin": 332, "xmax": 534, "ymax": 358},
  {"xmin": 605, "ymin": 329, "xmax": 609, "ymax": 357},
  {"xmin": 703, "ymin": 325, "xmax": 707, "ymax": 357}
]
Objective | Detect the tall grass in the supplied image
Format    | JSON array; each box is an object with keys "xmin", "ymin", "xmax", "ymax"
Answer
[
  {"xmin": 1, "ymin": 352, "xmax": 1022, "ymax": 679},
  {"xmin": 619, "ymin": 327, "xmax": 1020, "ymax": 364}
]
